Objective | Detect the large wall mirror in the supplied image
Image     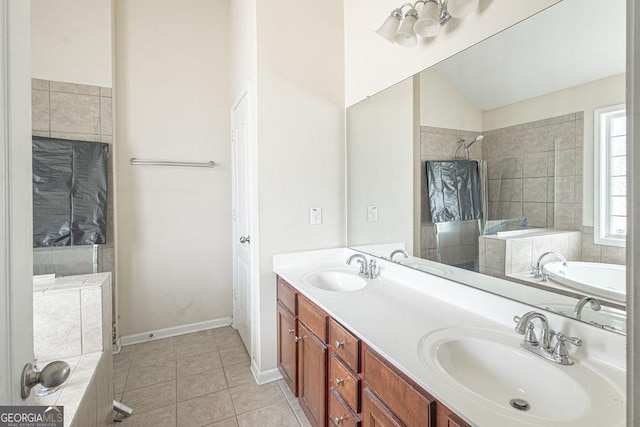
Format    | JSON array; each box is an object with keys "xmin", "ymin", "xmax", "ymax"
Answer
[{"xmin": 347, "ymin": 0, "xmax": 627, "ymax": 334}]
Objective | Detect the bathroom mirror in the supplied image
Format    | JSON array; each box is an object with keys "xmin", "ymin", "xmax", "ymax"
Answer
[{"xmin": 346, "ymin": 0, "xmax": 627, "ymax": 334}]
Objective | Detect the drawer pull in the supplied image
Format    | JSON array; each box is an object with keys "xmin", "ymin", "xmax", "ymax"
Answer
[
  {"xmin": 288, "ymin": 328, "xmax": 295, "ymax": 334},
  {"xmin": 334, "ymin": 378, "xmax": 344, "ymax": 386},
  {"xmin": 335, "ymin": 341, "xmax": 345, "ymax": 349},
  {"xmin": 333, "ymin": 416, "xmax": 344, "ymax": 426},
  {"xmin": 294, "ymin": 336, "xmax": 302, "ymax": 343}
]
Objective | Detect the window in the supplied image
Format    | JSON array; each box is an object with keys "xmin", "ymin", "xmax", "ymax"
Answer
[{"xmin": 594, "ymin": 104, "xmax": 626, "ymax": 247}]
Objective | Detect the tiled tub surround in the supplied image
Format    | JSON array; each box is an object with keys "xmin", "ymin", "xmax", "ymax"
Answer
[
  {"xmin": 33, "ymin": 273, "xmax": 113, "ymax": 426},
  {"xmin": 31, "ymin": 78, "xmax": 115, "ymax": 285},
  {"xmin": 479, "ymin": 229, "xmax": 582, "ymax": 277},
  {"xmin": 274, "ymin": 248, "xmax": 626, "ymax": 426}
]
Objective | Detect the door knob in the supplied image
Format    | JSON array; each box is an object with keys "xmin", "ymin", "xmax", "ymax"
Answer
[{"xmin": 239, "ymin": 235, "xmax": 250, "ymax": 244}]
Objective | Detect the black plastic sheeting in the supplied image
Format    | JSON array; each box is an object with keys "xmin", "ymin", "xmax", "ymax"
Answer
[
  {"xmin": 426, "ymin": 160, "xmax": 482, "ymax": 223},
  {"xmin": 33, "ymin": 137, "xmax": 108, "ymax": 247}
]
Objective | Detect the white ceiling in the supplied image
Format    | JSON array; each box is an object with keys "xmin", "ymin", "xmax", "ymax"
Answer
[{"xmin": 430, "ymin": 0, "xmax": 626, "ymax": 111}]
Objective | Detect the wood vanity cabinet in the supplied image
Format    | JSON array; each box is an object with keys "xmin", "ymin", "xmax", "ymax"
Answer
[
  {"xmin": 298, "ymin": 294, "xmax": 329, "ymax": 427},
  {"xmin": 276, "ymin": 276, "xmax": 471, "ymax": 427},
  {"xmin": 277, "ymin": 278, "xmax": 298, "ymax": 395}
]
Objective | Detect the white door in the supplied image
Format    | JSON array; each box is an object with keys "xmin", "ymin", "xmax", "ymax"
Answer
[
  {"xmin": 231, "ymin": 89, "xmax": 252, "ymax": 355},
  {"xmin": 0, "ymin": 0, "xmax": 35, "ymax": 404}
]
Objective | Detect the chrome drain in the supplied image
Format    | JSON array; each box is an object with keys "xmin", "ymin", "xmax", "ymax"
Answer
[{"xmin": 510, "ymin": 398, "xmax": 530, "ymax": 411}]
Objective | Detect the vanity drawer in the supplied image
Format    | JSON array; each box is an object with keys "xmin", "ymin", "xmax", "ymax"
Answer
[
  {"xmin": 277, "ymin": 276, "xmax": 297, "ymax": 315},
  {"xmin": 329, "ymin": 387, "xmax": 361, "ymax": 427},
  {"xmin": 329, "ymin": 352, "xmax": 360, "ymax": 412},
  {"xmin": 363, "ymin": 346, "xmax": 435, "ymax": 427},
  {"xmin": 299, "ymin": 295, "xmax": 328, "ymax": 342},
  {"xmin": 329, "ymin": 318, "xmax": 360, "ymax": 372}
]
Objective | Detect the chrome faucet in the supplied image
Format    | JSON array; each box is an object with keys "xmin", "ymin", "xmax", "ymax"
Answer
[
  {"xmin": 514, "ymin": 311, "xmax": 582, "ymax": 365},
  {"xmin": 389, "ymin": 249, "xmax": 409, "ymax": 262},
  {"xmin": 574, "ymin": 296, "xmax": 602, "ymax": 320},
  {"xmin": 532, "ymin": 251, "xmax": 567, "ymax": 281},
  {"xmin": 346, "ymin": 254, "xmax": 379, "ymax": 279}
]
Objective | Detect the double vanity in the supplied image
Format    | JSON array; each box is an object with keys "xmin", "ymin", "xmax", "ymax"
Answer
[{"xmin": 274, "ymin": 248, "xmax": 625, "ymax": 426}]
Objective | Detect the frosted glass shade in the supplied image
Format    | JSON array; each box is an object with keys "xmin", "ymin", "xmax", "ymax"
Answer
[
  {"xmin": 393, "ymin": 13, "xmax": 418, "ymax": 47},
  {"xmin": 447, "ymin": 0, "xmax": 479, "ymax": 18},
  {"xmin": 376, "ymin": 14, "xmax": 401, "ymax": 43},
  {"xmin": 414, "ymin": 1, "xmax": 441, "ymax": 37}
]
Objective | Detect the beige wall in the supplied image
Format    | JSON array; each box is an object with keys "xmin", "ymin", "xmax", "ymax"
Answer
[
  {"xmin": 31, "ymin": 0, "xmax": 112, "ymax": 87},
  {"xmin": 420, "ymin": 68, "xmax": 483, "ymax": 130},
  {"xmin": 348, "ymin": 78, "xmax": 415, "ymax": 252},
  {"xmin": 252, "ymin": 0, "xmax": 345, "ymax": 375},
  {"xmin": 115, "ymin": 0, "xmax": 232, "ymax": 336},
  {"xmin": 344, "ymin": 0, "xmax": 560, "ymax": 107}
]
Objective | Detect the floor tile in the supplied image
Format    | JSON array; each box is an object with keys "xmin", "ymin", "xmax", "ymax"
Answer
[
  {"xmin": 177, "ymin": 389, "xmax": 235, "ymax": 427},
  {"xmin": 177, "ymin": 339, "xmax": 218, "ymax": 358},
  {"xmin": 205, "ymin": 417, "xmax": 239, "ymax": 427},
  {"xmin": 176, "ymin": 329, "xmax": 214, "ymax": 346},
  {"xmin": 236, "ymin": 401, "xmax": 299, "ymax": 427},
  {"xmin": 132, "ymin": 337, "xmax": 177, "ymax": 354},
  {"xmin": 230, "ymin": 382, "xmax": 286, "ymax": 415},
  {"xmin": 277, "ymin": 379, "xmax": 295, "ymax": 401},
  {"xmin": 116, "ymin": 404, "xmax": 177, "ymax": 426},
  {"xmin": 219, "ymin": 345, "xmax": 250, "ymax": 367},
  {"xmin": 125, "ymin": 360, "xmax": 177, "ymax": 391},
  {"xmin": 114, "ymin": 367, "xmax": 128, "ymax": 394},
  {"xmin": 213, "ymin": 327, "xmax": 244, "ymax": 349},
  {"xmin": 223, "ymin": 363, "xmax": 254, "ymax": 388},
  {"xmin": 177, "ymin": 368, "xmax": 228, "ymax": 402},
  {"xmin": 131, "ymin": 346, "xmax": 177, "ymax": 369},
  {"xmin": 178, "ymin": 349, "xmax": 223, "ymax": 378},
  {"xmin": 121, "ymin": 380, "xmax": 176, "ymax": 414},
  {"xmin": 288, "ymin": 399, "xmax": 311, "ymax": 427}
]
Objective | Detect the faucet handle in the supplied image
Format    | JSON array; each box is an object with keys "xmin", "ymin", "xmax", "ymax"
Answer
[
  {"xmin": 368, "ymin": 259, "xmax": 378, "ymax": 279},
  {"xmin": 552, "ymin": 332, "xmax": 582, "ymax": 363},
  {"xmin": 523, "ymin": 322, "xmax": 538, "ymax": 346}
]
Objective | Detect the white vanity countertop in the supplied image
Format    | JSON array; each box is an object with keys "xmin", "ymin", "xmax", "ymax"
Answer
[{"xmin": 273, "ymin": 248, "xmax": 626, "ymax": 427}]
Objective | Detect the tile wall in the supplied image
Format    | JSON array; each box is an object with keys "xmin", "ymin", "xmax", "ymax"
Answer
[
  {"xmin": 420, "ymin": 113, "xmax": 625, "ymax": 267},
  {"xmin": 482, "ymin": 112, "xmax": 584, "ymax": 230},
  {"xmin": 31, "ymin": 78, "xmax": 116, "ymax": 285}
]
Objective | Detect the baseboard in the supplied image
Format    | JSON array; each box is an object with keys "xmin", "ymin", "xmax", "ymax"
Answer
[
  {"xmin": 120, "ymin": 317, "xmax": 233, "ymax": 346},
  {"xmin": 250, "ymin": 359, "xmax": 283, "ymax": 385}
]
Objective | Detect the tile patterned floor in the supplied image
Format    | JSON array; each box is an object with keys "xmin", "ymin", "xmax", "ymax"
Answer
[{"xmin": 113, "ymin": 327, "xmax": 311, "ymax": 427}]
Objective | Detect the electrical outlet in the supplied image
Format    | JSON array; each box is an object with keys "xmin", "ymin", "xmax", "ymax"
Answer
[
  {"xmin": 310, "ymin": 207, "xmax": 322, "ymax": 225},
  {"xmin": 367, "ymin": 205, "xmax": 378, "ymax": 222}
]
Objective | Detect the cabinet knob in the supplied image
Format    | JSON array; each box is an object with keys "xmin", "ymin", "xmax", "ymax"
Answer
[
  {"xmin": 335, "ymin": 341, "xmax": 345, "ymax": 349},
  {"xmin": 294, "ymin": 336, "xmax": 302, "ymax": 343},
  {"xmin": 333, "ymin": 416, "xmax": 344, "ymax": 426},
  {"xmin": 288, "ymin": 328, "xmax": 295, "ymax": 334},
  {"xmin": 334, "ymin": 378, "xmax": 344, "ymax": 386}
]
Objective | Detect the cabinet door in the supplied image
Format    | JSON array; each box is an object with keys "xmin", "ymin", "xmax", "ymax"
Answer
[
  {"xmin": 362, "ymin": 389, "xmax": 405, "ymax": 427},
  {"xmin": 278, "ymin": 302, "xmax": 298, "ymax": 395},
  {"xmin": 298, "ymin": 321, "xmax": 328, "ymax": 427}
]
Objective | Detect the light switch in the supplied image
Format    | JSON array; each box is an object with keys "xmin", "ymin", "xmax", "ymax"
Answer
[
  {"xmin": 367, "ymin": 205, "xmax": 378, "ymax": 222},
  {"xmin": 310, "ymin": 207, "xmax": 322, "ymax": 225}
]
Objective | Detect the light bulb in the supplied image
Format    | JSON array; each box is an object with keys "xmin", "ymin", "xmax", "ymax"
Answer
[
  {"xmin": 376, "ymin": 10, "xmax": 402, "ymax": 43},
  {"xmin": 414, "ymin": 1, "xmax": 441, "ymax": 38},
  {"xmin": 393, "ymin": 9, "xmax": 419, "ymax": 47}
]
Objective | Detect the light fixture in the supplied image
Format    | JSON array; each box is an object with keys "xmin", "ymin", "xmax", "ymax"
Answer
[
  {"xmin": 446, "ymin": 0, "xmax": 479, "ymax": 18},
  {"xmin": 376, "ymin": 0, "xmax": 478, "ymax": 47},
  {"xmin": 394, "ymin": 6, "xmax": 419, "ymax": 47}
]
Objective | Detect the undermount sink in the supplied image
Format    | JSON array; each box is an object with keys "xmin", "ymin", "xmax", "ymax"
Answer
[
  {"xmin": 301, "ymin": 268, "xmax": 371, "ymax": 292},
  {"xmin": 419, "ymin": 328, "xmax": 625, "ymax": 426}
]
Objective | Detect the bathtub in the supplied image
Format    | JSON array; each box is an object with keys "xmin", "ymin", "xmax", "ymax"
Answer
[{"xmin": 542, "ymin": 262, "xmax": 626, "ymax": 303}]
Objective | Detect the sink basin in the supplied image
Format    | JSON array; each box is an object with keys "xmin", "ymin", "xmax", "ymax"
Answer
[
  {"xmin": 399, "ymin": 259, "xmax": 452, "ymax": 276},
  {"xmin": 419, "ymin": 328, "xmax": 625, "ymax": 425},
  {"xmin": 301, "ymin": 268, "xmax": 370, "ymax": 292}
]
